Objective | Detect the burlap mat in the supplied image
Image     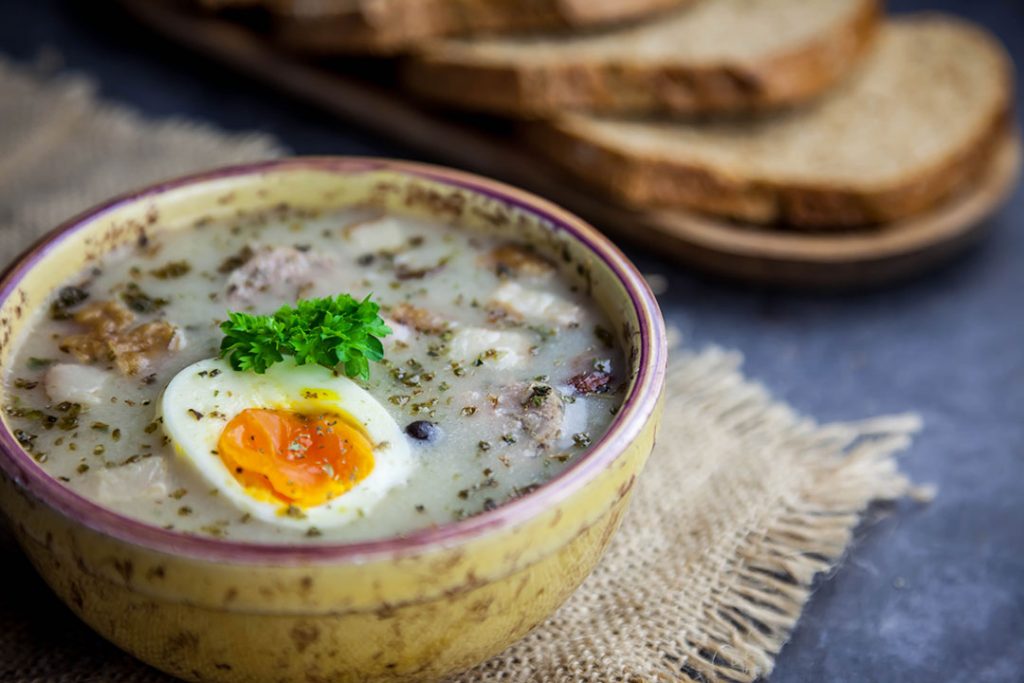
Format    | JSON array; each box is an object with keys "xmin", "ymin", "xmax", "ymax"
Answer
[{"xmin": 0, "ymin": 59, "xmax": 925, "ymax": 683}]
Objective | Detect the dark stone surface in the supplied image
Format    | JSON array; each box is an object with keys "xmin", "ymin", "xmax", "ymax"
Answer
[{"xmin": 0, "ymin": 1, "xmax": 1020, "ymax": 681}]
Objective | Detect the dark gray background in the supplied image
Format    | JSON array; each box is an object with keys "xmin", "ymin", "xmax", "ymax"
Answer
[{"xmin": 0, "ymin": 1, "xmax": 1020, "ymax": 681}]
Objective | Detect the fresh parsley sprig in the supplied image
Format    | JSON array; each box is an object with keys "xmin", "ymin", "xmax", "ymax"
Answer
[{"xmin": 219, "ymin": 294, "xmax": 392, "ymax": 381}]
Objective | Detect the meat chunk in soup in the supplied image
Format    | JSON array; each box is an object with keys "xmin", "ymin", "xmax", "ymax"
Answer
[
  {"xmin": 460, "ymin": 381, "xmax": 566, "ymax": 452},
  {"xmin": 387, "ymin": 303, "xmax": 448, "ymax": 334},
  {"xmin": 481, "ymin": 244, "xmax": 554, "ymax": 279},
  {"xmin": 510, "ymin": 382, "xmax": 565, "ymax": 448},
  {"xmin": 58, "ymin": 301, "xmax": 184, "ymax": 375},
  {"xmin": 224, "ymin": 245, "xmax": 334, "ymax": 306}
]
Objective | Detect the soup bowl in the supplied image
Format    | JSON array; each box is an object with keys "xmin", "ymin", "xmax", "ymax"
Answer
[{"xmin": 0, "ymin": 158, "xmax": 666, "ymax": 682}]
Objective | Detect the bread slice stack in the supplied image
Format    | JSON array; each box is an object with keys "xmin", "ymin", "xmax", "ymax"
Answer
[{"xmin": 194, "ymin": 0, "xmax": 1018, "ymax": 281}]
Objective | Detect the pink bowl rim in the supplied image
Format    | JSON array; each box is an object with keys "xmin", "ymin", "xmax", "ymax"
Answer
[{"xmin": 0, "ymin": 157, "xmax": 667, "ymax": 564}]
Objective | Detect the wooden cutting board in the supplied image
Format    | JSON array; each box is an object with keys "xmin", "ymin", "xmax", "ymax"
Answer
[{"xmin": 119, "ymin": 0, "xmax": 1021, "ymax": 288}]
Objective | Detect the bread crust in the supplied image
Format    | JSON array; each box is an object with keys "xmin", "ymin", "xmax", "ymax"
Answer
[
  {"xmin": 403, "ymin": 0, "xmax": 880, "ymax": 116},
  {"xmin": 273, "ymin": 0, "xmax": 689, "ymax": 55}
]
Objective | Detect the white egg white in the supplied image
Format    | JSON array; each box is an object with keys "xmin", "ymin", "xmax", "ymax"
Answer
[{"xmin": 159, "ymin": 358, "xmax": 414, "ymax": 529}]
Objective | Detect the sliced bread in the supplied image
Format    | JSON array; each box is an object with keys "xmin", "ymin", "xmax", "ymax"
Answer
[
  {"xmin": 272, "ymin": 0, "xmax": 692, "ymax": 55},
  {"xmin": 404, "ymin": 0, "xmax": 880, "ymax": 116},
  {"xmin": 529, "ymin": 16, "xmax": 1013, "ymax": 228}
]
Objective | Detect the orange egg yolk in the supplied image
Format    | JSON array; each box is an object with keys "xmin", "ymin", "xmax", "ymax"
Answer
[{"xmin": 217, "ymin": 408, "xmax": 374, "ymax": 509}]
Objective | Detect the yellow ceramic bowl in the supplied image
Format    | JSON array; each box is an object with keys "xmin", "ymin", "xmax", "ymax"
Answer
[{"xmin": 0, "ymin": 158, "xmax": 666, "ymax": 683}]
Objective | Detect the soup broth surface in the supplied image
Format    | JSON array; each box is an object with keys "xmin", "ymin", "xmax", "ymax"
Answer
[{"xmin": 3, "ymin": 204, "xmax": 624, "ymax": 543}]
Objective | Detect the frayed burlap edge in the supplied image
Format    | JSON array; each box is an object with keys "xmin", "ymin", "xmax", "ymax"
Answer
[
  {"xmin": 675, "ymin": 351, "xmax": 927, "ymax": 681},
  {"xmin": 673, "ymin": 378, "xmax": 925, "ymax": 682}
]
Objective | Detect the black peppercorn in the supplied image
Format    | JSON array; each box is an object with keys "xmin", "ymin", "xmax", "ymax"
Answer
[{"xmin": 405, "ymin": 420, "xmax": 440, "ymax": 442}]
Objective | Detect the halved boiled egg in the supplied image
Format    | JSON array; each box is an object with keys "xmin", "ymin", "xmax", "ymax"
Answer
[{"xmin": 160, "ymin": 358, "xmax": 413, "ymax": 529}]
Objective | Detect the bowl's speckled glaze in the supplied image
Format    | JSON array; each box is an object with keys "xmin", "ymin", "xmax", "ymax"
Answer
[{"xmin": 0, "ymin": 158, "xmax": 666, "ymax": 683}]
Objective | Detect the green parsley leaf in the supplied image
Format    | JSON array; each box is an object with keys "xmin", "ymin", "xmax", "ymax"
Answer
[{"xmin": 219, "ymin": 294, "xmax": 392, "ymax": 381}]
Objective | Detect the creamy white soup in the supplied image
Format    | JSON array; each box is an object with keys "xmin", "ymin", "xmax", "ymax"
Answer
[{"xmin": 2, "ymin": 204, "xmax": 624, "ymax": 543}]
